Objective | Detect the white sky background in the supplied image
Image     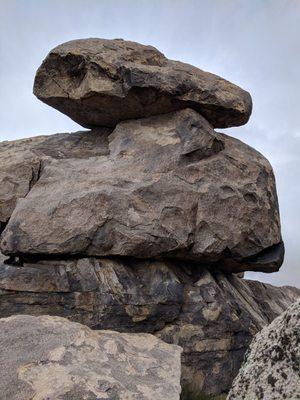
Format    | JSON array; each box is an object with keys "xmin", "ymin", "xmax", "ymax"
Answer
[{"xmin": 0, "ymin": 0, "xmax": 299, "ymax": 287}]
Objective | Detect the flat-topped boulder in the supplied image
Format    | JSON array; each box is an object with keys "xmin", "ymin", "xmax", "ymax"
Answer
[
  {"xmin": 0, "ymin": 314, "xmax": 182, "ymax": 400},
  {"xmin": 34, "ymin": 38, "xmax": 252, "ymax": 129},
  {"xmin": 0, "ymin": 109, "xmax": 282, "ymax": 272}
]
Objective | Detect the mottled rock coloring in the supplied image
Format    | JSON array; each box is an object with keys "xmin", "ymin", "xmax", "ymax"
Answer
[
  {"xmin": 228, "ymin": 300, "xmax": 300, "ymax": 400},
  {"xmin": 0, "ymin": 314, "xmax": 182, "ymax": 400},
  {"xmin": 0, "ymin": 254, "xmax": 299, "ymax": 395}
]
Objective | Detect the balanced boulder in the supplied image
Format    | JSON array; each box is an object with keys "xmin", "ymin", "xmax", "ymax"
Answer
[
  {"xmin": 34, "ymin": 38, "xmax": 252, "ymax": 129},
  {"xmin": 0, "ymin": 314, "xmax": 182, "ymax": 400},
  {"xmin": 0, "ymin": 109, "xmax": 282, "ymax": 272}
]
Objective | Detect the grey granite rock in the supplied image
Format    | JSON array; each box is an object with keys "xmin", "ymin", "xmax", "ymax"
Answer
[
  {"xmin": 228, "ymin": 300, "xmax": 300, "ymax": 400},
  {"xmin": 0, "ymin": 314, "xmax": 182, "ymax": 400},
  {"xmin": 34, "ymin": 38, "xmax": 252, "ymax": 129}
]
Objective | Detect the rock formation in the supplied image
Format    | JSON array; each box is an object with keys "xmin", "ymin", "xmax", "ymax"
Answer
[
  {"xmin": 228, "ymin": 300, "xmax": 300, "ymax": 399},
  {"xmin": 0, "ymin": 314, "xmax": 182, "ymax": 400},
  {"xmin": 0, "ymin": 38, "xmax": 298, "ymax": 396}
]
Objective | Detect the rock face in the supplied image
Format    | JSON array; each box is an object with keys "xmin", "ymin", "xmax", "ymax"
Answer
[
  {"xmin": 228, "ymin": 300, "xmax": 300, "ymax": 400},
  {"xmin": 34, "ymin": 38, "xmax": 252, "ymax": 129},
  {"xmin": 0, "ymin": 314, "xmax": 182, "ymax": 400},
  {"xmin": 0, "ymin": 110, "xmax": 282, "ymax": 272},
  {"xmin": 0, "ymin": 254, "xmax": 299, "ymax": 395}
]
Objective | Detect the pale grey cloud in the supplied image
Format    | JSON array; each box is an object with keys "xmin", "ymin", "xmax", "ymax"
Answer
[{"xmin": 0, "ymin": 0, "xmax": 299, "ymax": 286}]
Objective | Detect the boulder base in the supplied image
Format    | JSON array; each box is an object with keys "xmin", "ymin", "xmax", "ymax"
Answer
[{"xmin": 0, "ymin": 255, "xmax": 299, "ymax": 395}]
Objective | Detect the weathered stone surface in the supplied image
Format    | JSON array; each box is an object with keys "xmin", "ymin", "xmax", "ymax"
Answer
[
  {"xmin": 228, "ymin": 300, "xmax": 300, "ymax": 400},
  {"xmin": 0, "ymin": 128, "xmax": 111, "ymax": 225},
  {"xmin": 0, "ymin": 255, "xmax": 299, "ymax": 395},
  {"xmin": 0, "ymin": 109, "xmax": 282, "ymax": 272},
  {"xmin": 34, "ymin": 38, "xmax": 252, "ymax": 129},
  {"xmin": 0, "ymin": 314, "xmax": 182, "ymax": 400}
]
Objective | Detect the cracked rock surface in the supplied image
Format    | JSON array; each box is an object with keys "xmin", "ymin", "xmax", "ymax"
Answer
[
  {"xmin": 228, "ymin": 300, "xmax": 300, "ymax": 400},
  {"xmin": 0, "ymin": 314, "xmax": 182, "ymax": 400},
  {"xmin": 0, "ymin": 109, "xmax": 282, "ymax": 272},
  {"xmin": 34, "ymin": 38, "xmax": 252, "ymax": 129}
]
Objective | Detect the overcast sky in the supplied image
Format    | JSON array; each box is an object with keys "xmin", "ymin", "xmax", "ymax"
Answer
[{"xmin": 0, "ymin": 0, "xmax": 299, "ymax": 287}]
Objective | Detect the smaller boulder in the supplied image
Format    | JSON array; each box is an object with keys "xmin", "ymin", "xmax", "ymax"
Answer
[
  {"xmin": 34, "ymin": 38, "xmax": 252, "ymax": 129},
  {"xmin": 0, "ymin": 315, "xmax": 182, "ymax": 400},
  {"xmin": 228, "ymin": 300, "xmax": 300, "ymax": 400}
]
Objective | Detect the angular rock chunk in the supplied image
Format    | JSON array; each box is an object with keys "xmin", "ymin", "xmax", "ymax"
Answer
[
  {"xmin": 0, "ymin": 109, "xmax": 282, "ymax": 272},
  {"xmin": 0, "ymin": 314, "xmax": 182, "ymax": 400},
  {"xmin": 0, "ymin": 128, "xmax": 111, "ymax": 225},
  {"xmin": 228, "ymin": 300, "xmax": 300, "ymax": 400},
  {"xmin": 0, "ymin": 255, "xmax": 299, "ymax": 395},
  {"xmin": 34, "ymin": 38, "xmax": 252, "ymax": 129}
]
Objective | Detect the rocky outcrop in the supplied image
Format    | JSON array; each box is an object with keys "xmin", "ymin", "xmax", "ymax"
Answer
[
  {"xmin": 34, "ymin": 38, "xmax": 252, "ymax": 129},
  {"xmin": 228, "ymin": 300, "xmax": 300, "ymax": 399},
  {"xmin": 0, "ymin": 109, "xmax": 282, "ymax": 272},
  {"xmin": 0, "ymin": 254, "xmax": 299, "ymax": 395},
  {"xmin": 0, "ymin": 38, "xmax": 296, "ymax": 397},
  {"xmin": 0, "ymin": 314, "xmax": 182, "ymax": 400}
]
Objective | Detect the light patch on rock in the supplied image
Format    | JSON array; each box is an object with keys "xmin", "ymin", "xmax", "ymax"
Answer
[{"xmin": 0, "ymin": 315, "xmax": 182, "ymax": 400}]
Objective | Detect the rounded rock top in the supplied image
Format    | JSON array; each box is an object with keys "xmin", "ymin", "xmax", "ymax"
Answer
[{"xmin": 33, "ymin": 38, "xmax": 252, "ymax": 129}]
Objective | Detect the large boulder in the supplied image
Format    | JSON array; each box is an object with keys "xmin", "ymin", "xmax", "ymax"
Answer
[
  {"xmin": 0, "ymin": 109, "xmax": 282, "ymax": 272},
  {"xmin": 0, "ymin": 314, "xmax": 182, "ymax": 400},
  {"xmin": 228, "ymin": 300, "xmax": 300, "ymax": 400},
  {"xmin": 34, "ymin": 38, "xmax": 252, "ymax": 129},
  {"xmin": 0, "ymin": 254, "xmax": 299, "ymax": 395}
]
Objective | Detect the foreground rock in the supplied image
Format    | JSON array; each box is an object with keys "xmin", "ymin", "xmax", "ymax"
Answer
[
  {"xmin": 0, "ymin": 255, "xmax": 299, "ymax": 395},
  {"xmin": 0, "ymin": 109, "xmax": 282, "ymax": 272},
  {"xmin": 34, "ymin": 38, "xmax": 252, "ymax": 129},
  {"xmin": 228, "ymin": 300, "xmax": 300, "ymax": 400},
  {"xmin": 0, "ymin": 314, "xmax": 182, "ymax": 400}
]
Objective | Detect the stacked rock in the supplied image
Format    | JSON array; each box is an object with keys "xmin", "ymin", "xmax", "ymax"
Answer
[{"xmin": 0, "ymin": 39, "xmax": 299, "ymax": 396}]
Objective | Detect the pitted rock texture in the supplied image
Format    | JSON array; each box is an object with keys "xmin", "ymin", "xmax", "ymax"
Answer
[
  {"xmin": 0, "ymin": 255, "xmax": 299, "ymax": 395},
  {"xmin": 228, "ymin": 300, "xmax": 300, "ymax": 400},
  {"xmin": 0, "ymin": 314, "xmax": 182, "ymax": 400},
  {"xmin": 34, "ymin": 38, "xmax": 252, "ymax": 129},
  {"xmin": 0, "ymin": 109, "xmax": 282, "ymax": 272}
]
